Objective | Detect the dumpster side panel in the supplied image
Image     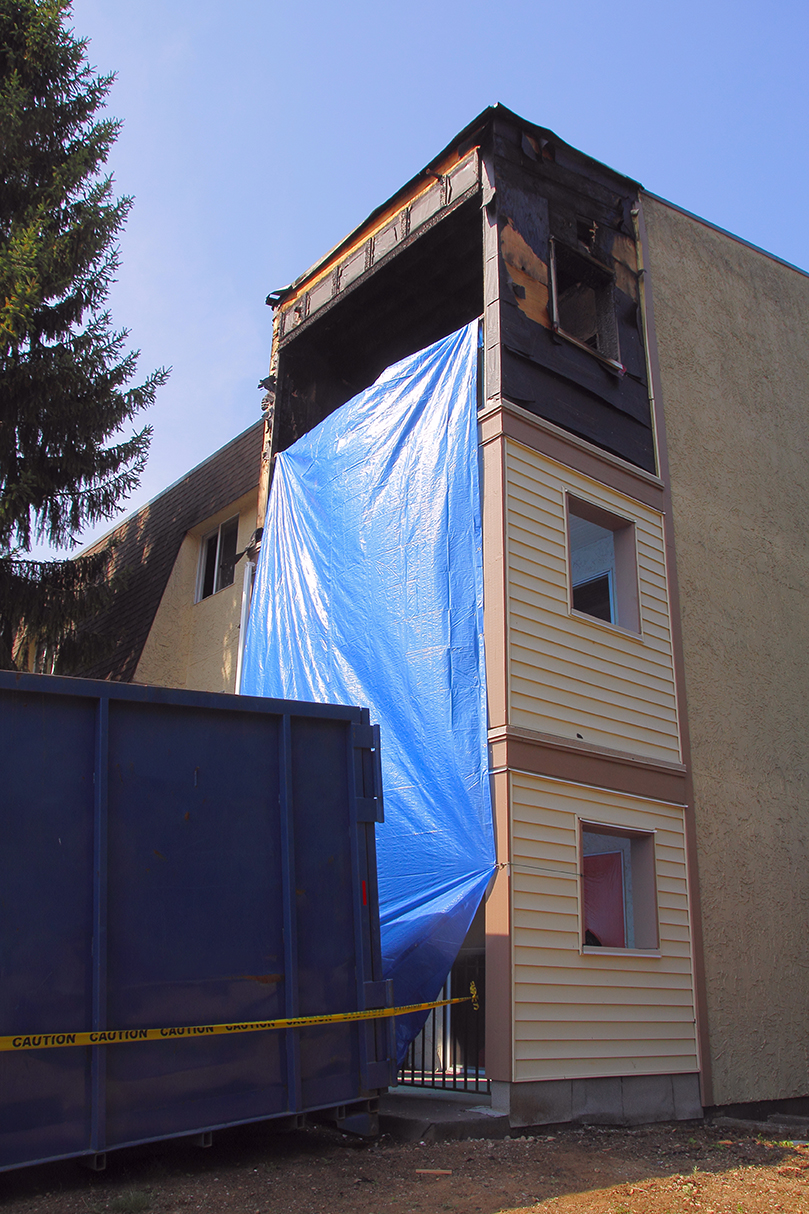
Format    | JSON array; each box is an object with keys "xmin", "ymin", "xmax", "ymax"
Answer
[
  {"xmin": 0, "ymin": 688, "xmax": 95, "ymax": 1168},
  {"xmin": 291, "ymin": 716, "xmax": 361, "ymax": 1109},
  {"xmin": 104, "ymin": 701, "xmax": 288, "ymax": 1146},
  {"xmin": 0, "ymin": 674, "xmax": 391, "ymax": 1172}
]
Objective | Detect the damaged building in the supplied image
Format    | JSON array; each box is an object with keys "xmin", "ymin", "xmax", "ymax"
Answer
[
  {"xmin": 74, "ymin": 104, "xmax": 808, "ymax": 1127},
  {"xmin": 254, "ymin": 104, "xmax": 809, "ymax": 1125}
]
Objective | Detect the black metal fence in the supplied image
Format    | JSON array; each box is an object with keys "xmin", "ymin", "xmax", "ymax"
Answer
[{"xmin": 397, "ymin": 949, "xmax": 487, "ymax": 1093}]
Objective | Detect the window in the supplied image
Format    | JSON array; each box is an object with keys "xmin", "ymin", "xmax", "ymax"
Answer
[
  {"xmin": 580, "ymin": 823, "xmax": 658, "ymax": 950},
  {"xmin": 567, "ymin": 495, "xmax": 639, "ymax": 632},
  {"xmin": 197, "ymin": 516, "xmax": 239, "ymax": 601},
  {"xmin": 550, "ymin": 238, "xmax": 620, "ymax": 366}
]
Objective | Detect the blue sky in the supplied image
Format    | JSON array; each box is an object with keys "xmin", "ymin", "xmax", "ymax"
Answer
[{"xmin": 65, "ymin": 0, "xmax": 809, "ymax": 551}]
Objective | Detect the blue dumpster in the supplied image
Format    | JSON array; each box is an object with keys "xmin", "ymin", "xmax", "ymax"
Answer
[{"xmin": 0, "ymin": 672, "xmax": 394, "ymax": 1171}]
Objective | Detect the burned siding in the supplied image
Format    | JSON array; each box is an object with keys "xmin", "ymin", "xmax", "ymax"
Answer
[
  {"xmin": 267, "ymin": 109, "xmax": 655, "ymax": 475},
  {"xmin": 490, "ymin": 114, "xmax": 655, "ymax": 473}
]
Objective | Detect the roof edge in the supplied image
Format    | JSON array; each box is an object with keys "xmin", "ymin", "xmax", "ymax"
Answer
[
  {"xmin": 269, "ymin": 104, "xmax": 642, "ymax": 307},
  {"xmin": 642, "ymin": 190, "xmax": 809, "ymax": 279},
  {"xmin": 81, "ymin": 420, "xmax": 264, "ymax": 557}
]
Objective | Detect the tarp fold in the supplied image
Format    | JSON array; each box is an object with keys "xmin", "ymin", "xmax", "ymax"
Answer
[{"xmin": 242, "ymin": 323, "xmax": 496, "ymax": 1060}]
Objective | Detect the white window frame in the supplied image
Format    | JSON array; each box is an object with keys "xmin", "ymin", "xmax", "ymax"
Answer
[
  {"xmin": 578, "ymin": 818, "xmax": 660, "ymax": 954},
  {"xmin": 566, "ymin": 493, "xmax": 641, "ymax": 634},
  {"xmin": 196, "ymin": 515, "xmax": 239, "ymax": 602}
]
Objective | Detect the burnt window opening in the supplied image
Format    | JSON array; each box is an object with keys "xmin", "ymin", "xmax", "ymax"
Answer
[
  {"xmin": 576, "ymin": 217, "xmax": 596, "ymax": 251},
  {"xmin": 551, "ymin": 240, "xmax": 619, "ymax": 364}
]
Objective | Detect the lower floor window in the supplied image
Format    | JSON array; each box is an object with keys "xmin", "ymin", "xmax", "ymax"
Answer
[{"xmin": 581, "ymin": 823, "xmax": 658, "ymax": 950}]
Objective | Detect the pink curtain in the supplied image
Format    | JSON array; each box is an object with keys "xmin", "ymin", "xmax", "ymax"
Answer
[{"xmin": 583, "ymin": 852, "xmax": 625, "ymax": 947}]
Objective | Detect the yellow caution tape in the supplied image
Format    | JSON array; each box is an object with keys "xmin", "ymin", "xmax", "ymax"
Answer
[{"xmin": 0, "ymin": 996, "xmax": 471, "ymax": 1053}]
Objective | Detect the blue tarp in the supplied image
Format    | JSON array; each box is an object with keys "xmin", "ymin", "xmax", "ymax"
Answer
[{"xmin": 241, "ymin": 322, "xmax": 496, "ymax": 1060}]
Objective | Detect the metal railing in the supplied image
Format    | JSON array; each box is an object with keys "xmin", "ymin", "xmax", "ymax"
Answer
[{"xmin": 398, "ymin": 949, "xmax": 487, "ymax": 1093}]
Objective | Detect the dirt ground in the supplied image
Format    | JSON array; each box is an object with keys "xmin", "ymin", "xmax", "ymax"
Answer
[{"xmin": 1, "ymin": 1120, "xmax": 806, "ymax": 1214}]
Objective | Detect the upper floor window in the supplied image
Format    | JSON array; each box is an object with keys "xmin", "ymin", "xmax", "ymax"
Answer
[
  {"xmin": 550, "ymin": 239, "xmax": 620, "ymax": 367},
  {"xmin": 197, "ymin": 516, "xmax": 239, "ymax": 601},
  {"xmin": 567, "ymin": 495, "xmax": 639, "ymax": 632}
]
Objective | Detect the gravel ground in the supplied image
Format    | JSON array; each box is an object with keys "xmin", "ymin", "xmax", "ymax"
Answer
[{"xmin": 0, "ymin": 1120, "xmax": 806, "ymax": 1213}]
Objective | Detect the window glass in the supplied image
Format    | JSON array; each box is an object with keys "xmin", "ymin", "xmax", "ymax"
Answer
[
  {"xmin": 582, "ymin": 832, "xmax": 632, "ymax": 947},
  {"xmin": 581, "ymin": 825, "xmax": 657, "ymax": 950},
  {"xmin": 217, "ymin": 517, "xmax": 239, "ymax": 592},
  {"xmin": 198, "ymin": 516, "xmax": 239, "ymax": 601},
  {"xmin": 569, "ymin": 514, "xmax": 616, "ymax": 623},
  {"xmin": 201, "ymin": 532, "xmax": 218, "ymax": 599},
  {"xmin": 567, "ymin": 496, "xmax": 639, "ymax": 632},
  {"xmin": 572, "ymin": 573, "xmax": 612, "ymax": 622}
]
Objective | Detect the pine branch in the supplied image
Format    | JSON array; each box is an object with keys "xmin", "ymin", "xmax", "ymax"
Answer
[{"xmin": 0, "ymin": 0, "xmax": 169, "ymax": 664}]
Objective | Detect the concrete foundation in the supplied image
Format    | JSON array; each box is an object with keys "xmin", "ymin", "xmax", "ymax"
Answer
[{"xmin": 491, "ymin": 1073, "xmax": 702, "ymax": 1128}]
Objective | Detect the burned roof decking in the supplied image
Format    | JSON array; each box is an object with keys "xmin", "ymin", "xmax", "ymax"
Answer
[
  {"xmin": 78, "ymin": 422, "xmax": 263, "ymax": 684},
  {"xmin": 270, "ymin": 122, "xmax": 487, "ymax": 309}
]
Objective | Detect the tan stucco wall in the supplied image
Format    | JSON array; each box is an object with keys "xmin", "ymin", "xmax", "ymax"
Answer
[
  {"xmin": 134, "ymin": 491, "xmax": 257, "ymax": 694},
  {"xmin": 643, "ymin": 194, "xmax": 809, "ymax": 1105}
]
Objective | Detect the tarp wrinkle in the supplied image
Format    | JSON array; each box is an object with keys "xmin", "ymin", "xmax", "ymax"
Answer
[{"xmin": 242, "ymin": 323, "xmax": 496, "ymax": 1062}]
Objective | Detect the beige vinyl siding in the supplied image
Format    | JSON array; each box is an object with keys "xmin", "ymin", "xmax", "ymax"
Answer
[
  {"xmin": 506, "ymin": 441, "xmax": 681, "ymax": 762},
  {"xmin": 510, "ymin": 773, "xmax": 698, "ymax": 1082}
]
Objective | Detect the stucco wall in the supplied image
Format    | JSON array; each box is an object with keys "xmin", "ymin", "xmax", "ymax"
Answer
[
  {"xmin": 643, "ymin": 195, "xmax": 809, "ymax": 1105},
  {"xmin": 135, "ymin": 492, "xmax": 257, "ymax": 693}
]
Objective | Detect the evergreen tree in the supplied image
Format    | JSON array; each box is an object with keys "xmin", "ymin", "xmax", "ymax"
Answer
[{"xmin": 0, "ymin": 0, "xmax": 168, "ymax": 670}]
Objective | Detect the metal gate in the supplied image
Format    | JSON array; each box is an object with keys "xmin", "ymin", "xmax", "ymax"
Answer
[{"xmin": 397, "ymin": 948, "xmax": 487, "ymax": 1093}]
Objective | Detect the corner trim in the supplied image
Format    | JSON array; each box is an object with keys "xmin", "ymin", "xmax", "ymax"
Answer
[{"xmin": 488, "ymin": 725, "xmax": 687, "ymax": 804}]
